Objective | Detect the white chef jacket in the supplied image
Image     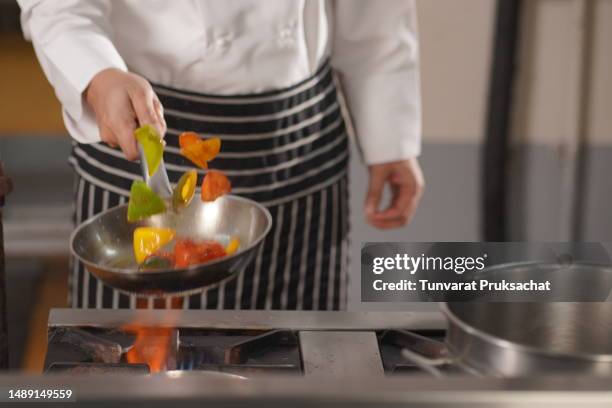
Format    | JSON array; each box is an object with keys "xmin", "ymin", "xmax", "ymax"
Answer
[{"xmin": 18, "ymin": 0, "xmax": 421, "ymax": 164}]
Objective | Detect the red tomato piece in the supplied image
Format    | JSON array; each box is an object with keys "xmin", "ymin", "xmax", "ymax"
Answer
[
  {"xmin": 168, "ymin": 238, "xmax": 228, "ymax": 268},
  {"xmin": 201, "ymin": 170, "xmax": 231, "ymax": 202},
  {"xmin": 195, "ymin": 241, "xmax": 227, "ymax": 263},
  {"xmin": 173, "ymin": 239, "xmax": 200, "ymax": 268}
]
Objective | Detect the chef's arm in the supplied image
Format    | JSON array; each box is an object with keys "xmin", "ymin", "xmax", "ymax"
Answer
[
  {"xmin": 18, "ymin": 0, "xmax": 165, "ymax": 160},
  {"xmin": 330, "ymin": 0, "xmax": 424, "ymax": 229}
]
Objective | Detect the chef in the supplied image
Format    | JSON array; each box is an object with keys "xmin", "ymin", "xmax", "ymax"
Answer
[{"xmin": 18, "ymin": 0, "xmax": 424, "ymax": 310}]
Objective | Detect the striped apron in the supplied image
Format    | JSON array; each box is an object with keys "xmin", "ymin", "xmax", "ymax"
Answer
[{"xmin": 68, "ymin": 60, "xmax": 350, "ymax": 310}]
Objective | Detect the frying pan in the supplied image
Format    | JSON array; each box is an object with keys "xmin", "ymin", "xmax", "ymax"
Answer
[
  {"xmin": 70, "ymin": 146, "xmax": 272, "ymax": 296},
  {"xmin": 402, "ymin": 301, "xmax": 612, "ymax": 377},
  {"xmin": 70, "ymin": 195, "xmax": 272, "ymax": 295},
  {"xmin": 400, "ymin": 262, "xmax": 612, "ymax": 377}
]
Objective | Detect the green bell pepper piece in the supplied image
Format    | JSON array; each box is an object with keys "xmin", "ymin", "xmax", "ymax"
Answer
[
  {"xmin": 139, "ymin": 255, "xmax": 173, "ymax": 271},
  {"xmin": 135, "ymin": 125, "xmax": 164, "ymax": 177},
  {"xmin": 127, "ymin": 180, "xmax": 167, "ymax": 222}
]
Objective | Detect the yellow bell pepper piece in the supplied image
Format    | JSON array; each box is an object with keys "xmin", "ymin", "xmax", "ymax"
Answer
[
  {"xmin": 133, "ymin": 227, "xmax": 176, "ymax": 264},
  {"xmin": 225, "ymin": 238, "xmax": 240, "ymax": 256},
  {"xmin": 172, "ymin": 170, "xmax": 198, "ymax": 209}
]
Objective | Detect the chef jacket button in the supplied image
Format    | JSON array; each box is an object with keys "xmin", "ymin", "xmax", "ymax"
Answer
[
  {"xmin": 277, "ymin": 20, "xmax": 297, "ymax": 47},
  {"xmin": 209, "ymin": 32, "xmax": 233, "ymax": 52}
]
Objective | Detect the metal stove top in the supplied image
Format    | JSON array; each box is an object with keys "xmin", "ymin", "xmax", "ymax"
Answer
[
  {"xmin": 5, "ymin": 308, "xmax": 608, "ymax": 406},
  {"xmin": 44, "ymin": 309, "xmax": 448, "ymax": 377}
]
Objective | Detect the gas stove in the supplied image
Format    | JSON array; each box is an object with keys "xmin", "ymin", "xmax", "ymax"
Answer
[
  {"xmin": 44, "ymin": 309, "xmax": 449, "ymax": 377},
  {"xmin": 8, "ymin": 308, "xmax": 609, "ymax": 407}
]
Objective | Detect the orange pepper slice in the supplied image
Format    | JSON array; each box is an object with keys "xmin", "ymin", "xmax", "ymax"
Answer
[
  {"xmin": 199, "ymin": 137, "xmax": 221, "ymax": 161},
  {"xmin": 179, "ymin": 132, "xmax": 221, "ymax": 169},
  {"xmin": 179, "ymin": 132, "xmax": 200, "ymax": 149},
  {"xmin": 225, "ymin": 238, "xmax": 240, "ymax": 255},
  {"xmin": 181, "ymin": 144, "xmax": 209, "ymax": 169},
  {"xmin": 201, "ymin": 170, "xmax": 231, "ymax": 202}
]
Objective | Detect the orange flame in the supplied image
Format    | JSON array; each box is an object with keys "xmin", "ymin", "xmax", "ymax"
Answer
[{"xmin": 122, "ymin": 324, "xmax": 173, "ymax": 373}]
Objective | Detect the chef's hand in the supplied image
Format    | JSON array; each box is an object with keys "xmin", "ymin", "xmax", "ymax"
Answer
[
  {"xmin": 365, "ymin": 159, "xmax": 425, "ymax": 229},
  {"xmin": 85, "ymin": 68, "xmax": 166, "ymax": 161}
]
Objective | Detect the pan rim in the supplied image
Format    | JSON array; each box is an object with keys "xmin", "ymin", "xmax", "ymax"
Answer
[
  {"xmin": 441, "ymin": 292, "xmax": 612, "ymax": 362},
  {"xmin": 69, "ymin": 194, "xmax": 273, "ymax": 277}
]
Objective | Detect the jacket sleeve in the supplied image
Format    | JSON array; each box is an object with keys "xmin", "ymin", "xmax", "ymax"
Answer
[
  {"xmin": 330, "ymin": 0, "xmax": 422, "ymax": 164},
  {"xmin": 18, "ymin": 0, "xmax": 127, "ymax": 142}
]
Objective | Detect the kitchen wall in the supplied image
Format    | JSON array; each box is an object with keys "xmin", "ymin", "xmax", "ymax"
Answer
[
  {"xmin": 0, "ymin": 34, "xmax": 65, "ymax": 134},
  {"xmin": 0, "ymin": 31, "xmax": 71, "ymax": 256},
  {"xmin": 508, "ymin": 0, "xmax": 612, "ymax": 242},
  {"xmin": 583, "ymin": 0, "xmax": 612, "ymax": 240}
]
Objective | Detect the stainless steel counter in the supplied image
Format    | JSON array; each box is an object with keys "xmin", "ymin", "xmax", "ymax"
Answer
[
  {"xmin": 0, "ymin": 373, "xmax": 611, "ymax": 407},
  {"xmin": 48, "ymin": 308, "xmax": 447, "ymax": 331}
]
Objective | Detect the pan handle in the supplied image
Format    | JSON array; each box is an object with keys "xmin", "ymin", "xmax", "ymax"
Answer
[
  {"xmin": 381, "ymin": 330, "xmax": 450, "ymax": 378},
  {"xmin": 139, "ymin": 143, "xmax": 173, "ymax": 199},
  {"xmin": 401, "ymin": 347, "xmax": 447, "ymax": 378}
]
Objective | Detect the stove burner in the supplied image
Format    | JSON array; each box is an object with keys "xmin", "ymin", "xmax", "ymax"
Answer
[
  {"xmin": 46, "ymin": 328, "xmax": 125, "ymax": 365},
  {"xmin": 177, "ymin": 329, "xmax": 300, "ymax": 372},
  {"xmin": 378, "ymin": 330, "xmax": 469, "ymax": 375},
  {"xmin": 45, "ymin": 327, "xmax": 301, "ymax": 375}
]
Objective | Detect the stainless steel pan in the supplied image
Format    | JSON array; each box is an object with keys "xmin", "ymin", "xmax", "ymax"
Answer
[
  {"xmin": 442, "ymin": 302, "xmax": 612, "ymax": 376},
  {"xmin": 402, "ymin": 302, "xmax": 612, "ymax": 377},
  {"xmin": 70, "ymin": 195, "xmax": 272, "ymax": 296},
  {"xmin": 71, "ymin": 142, "xmax": 272, "ymax": 296},
  {"xmin": 401, "ymin": 262, "xmax": 612, "ymax": 377}
]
